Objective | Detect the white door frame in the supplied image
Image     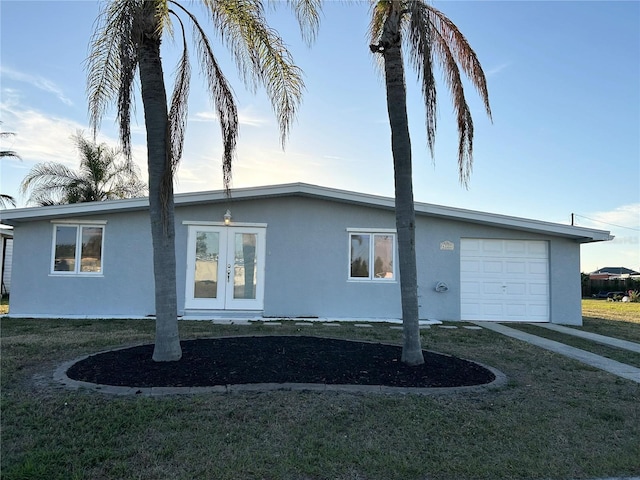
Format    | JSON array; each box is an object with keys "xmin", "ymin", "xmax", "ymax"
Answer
[{"xmin": 184, "ymin": 223, "xmax": 266, "ymax": 310}]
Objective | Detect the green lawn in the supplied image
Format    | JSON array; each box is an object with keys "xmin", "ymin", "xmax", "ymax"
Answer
[
  {"xmin": 0, "ymin": 296, "xmax": 8, "ymax": 315},
  {"xmin": 1, "ymin": 308, "xmax": 639, "ymax": 480},
  {"xmin": 581, "ymin": 298, "xmax": 640, "ymax": 341}
]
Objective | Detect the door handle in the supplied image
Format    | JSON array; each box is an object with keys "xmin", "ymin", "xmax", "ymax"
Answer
[{"xmin": 227, "ymin": 264, "xmax": 231, "ymax": 282}]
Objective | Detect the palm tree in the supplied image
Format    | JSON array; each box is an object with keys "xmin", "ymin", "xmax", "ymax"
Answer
[
  {"xmin": 1, "ymin": 126, "xmax": 21, "ymax": 208},
  {"xmin": 86, "ymin": 0, "xmax": 320, "ymax": 361},
  {"xmin": 20, "ymin": 133, "xmax": 147, "ymax": 206},
  {"xmin": 369, "ymin": 0, "xmax": 491, "ymax": 365}
]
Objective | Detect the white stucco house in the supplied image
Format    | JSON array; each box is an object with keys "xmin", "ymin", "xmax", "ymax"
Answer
[{"xmin": 0, "ymin": 183, "xmax": 612, "ymax": 324}]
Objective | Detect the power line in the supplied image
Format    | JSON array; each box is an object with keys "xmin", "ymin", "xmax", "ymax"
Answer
[{"xmin": 573, "ymin": 214, "xmax": 640, "ymax": 232}]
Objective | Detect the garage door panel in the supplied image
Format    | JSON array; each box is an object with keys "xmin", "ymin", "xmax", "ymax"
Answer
[
  {"xmin": 527, "ymin": 241, "xmax": 548, "ymax": 256},
  {"xmin": 481, "ymin": 282, "xmax": 504, "ymax": 295},
  {"xmin": 482, "ymin": 303, "xmax": 504, "ymax": 317},
  {"xmin": 529, "ymin": 304, "xmax": 549, "ymax": 320},
  {"xmin": 460, "ymin": 239, "xmax": 549, "ymax": 322},
  {"xmin": 529, "ymin": 283, "xmax": 548, "ymax": 296},
  {"xmin": 483, "ymin": 261, "xmax": 504, "ymax": 274},
  {"xmin": 506, "ymin": 241, "xmax": 527, "ymax": 255},
  {"xmin": 460, "ymin": 281, "xmax": 480, "ymax": 295},
  {"xmin": 506, "ymin": 282, "xmax": 527, "ymax": 295},
  {"xmin": 506, "ymin": 261, "xmax": 526, "ymax": 274},
  {"xmin": 482, "ymin": 240, "xmax": 504, "ymax": 254},
  {"xmin": 460, "ymin": 259, "xmax": 481, "ymax": 273},
  {"xmin": 528, "ymin": 261, "xmax": 548, "ymax": 275},
  {"xmin": 506, "ymin": 303, "xmax": 527, "ymax": 317}
]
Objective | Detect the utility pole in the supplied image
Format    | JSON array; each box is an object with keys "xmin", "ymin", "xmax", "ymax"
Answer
[{"xmin": 571, "ymin": 213, "xmax": 574, "ymax": 226}]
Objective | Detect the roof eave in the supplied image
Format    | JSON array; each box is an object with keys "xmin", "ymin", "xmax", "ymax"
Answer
[{"xmin": 0, "ymin": 182, "xmax": 612, "ymax": 243}]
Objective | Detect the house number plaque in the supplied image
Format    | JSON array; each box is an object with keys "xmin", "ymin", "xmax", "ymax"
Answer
[{"xmin": 440, "ymin": 240, "xmax": 455, "ymax": 251}]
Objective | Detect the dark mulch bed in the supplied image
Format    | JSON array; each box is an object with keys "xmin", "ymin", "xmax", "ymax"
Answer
[{"xmin": 67, "ymin": 335, "xmax": 496, "ymax": 389}]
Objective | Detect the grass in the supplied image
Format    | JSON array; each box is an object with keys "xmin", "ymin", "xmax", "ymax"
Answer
[
  {"xmin": 504, "ymin": 299, "xmax": 640, "ymax": 369},
  {"xmin": 0, "ymin": 296, "xmax": 8, "ymax": 315},
  {"xmin": 581, "ymin": 298, "xmax": 640, "ymax": 342},
  {"xmin": 1, "ymin": 310, "xmax": 639, "ymax": 480},
  {"xmin": 508, "ymin": 323, "xmax": 640, "ymax": 368},
  {"xmin": 582, "ymin": 298, "xmax": 640, "ymax": 323}
]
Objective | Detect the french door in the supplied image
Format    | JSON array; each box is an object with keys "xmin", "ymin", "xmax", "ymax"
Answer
[{"xmin": 185, "ymin": 226, "xmax": 266, "ymax": 310}]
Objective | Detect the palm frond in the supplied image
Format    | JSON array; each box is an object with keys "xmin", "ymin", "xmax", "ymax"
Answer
[
  {"xmin": 167, "ymin": 9, "xmax": 191, "ymax": 175},
  {"xmin": 172, "ymin": 1, "xmax": 238, "ymax": 190},
  {"xmin": 426, "ymin": 4, "xmax": 492, "ymax": 120},
  {"xmin": 0, "ymin": 128, "xmax": 22, "ymax": 160},
  {"xmin": 427, "ymin": 14, "xmax": 475, "ymax": 185},
  {"xmin": 275, "ymin": 0, "xmax": 322, "ymax": 46},
  {"xmin": 86, "ymin": 0, "xmax": 131, "ymax": 135},
  {"xmin": 406, "ymin": 0, "xmax": 437, "ymax": 157},
  {"xmin": 0, "ymin": 194, "xmax": 17, "ymax": 208},
  {"xmin": 369, "ymin": 0, "xmax": 389, "ymax": 44},
  {"xmin": 86, "ymin": 0, "xmax": 140, "ymax": 157},
  {"xmin": 20, "ymin": 162, "xmax": 83, "ymax": 205},
  {"xmin": 204, "ymin": 0, "xmax": 304, "ymax": 147},
  {"xmin": 0, "ymin": 150, "xmax": 21, "ymax": 160}
]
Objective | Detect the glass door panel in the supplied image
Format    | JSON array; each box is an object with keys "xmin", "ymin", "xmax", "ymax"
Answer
[
  {"xmin": 185, "ymin": 227, "xmax": 225, "ymax": 309},
  {"xmin": 232, "ymin": 233, "xmax": 257, "ymax": 300},
  {"xmin": 194, "ymin": 231, "xmax": 219, "ymax": 299}
]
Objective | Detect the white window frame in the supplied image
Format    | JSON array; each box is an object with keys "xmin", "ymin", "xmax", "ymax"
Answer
[
  {"xmin": 50, "ymin": 221, "xmax": 106, "ymax": 276},
  {"xmin": 347, "ymin": 228, "xmax": 396, "ymax": 282}
]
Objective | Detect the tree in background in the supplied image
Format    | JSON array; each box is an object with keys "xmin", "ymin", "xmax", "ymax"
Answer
[
  {"xmin": 20, "ymin": 132, "xmax": 146, "ymax": 206},
  {"xmin": 369, "ymin": 0, "xmax": 492, "ymax": 365},
  {"xmin": 86, "ymin": 0, "xmax": 320, "ymax": 361},
  {"xmin": 0, "ymin": 125, "xmax": 21, "ymax": 208}
]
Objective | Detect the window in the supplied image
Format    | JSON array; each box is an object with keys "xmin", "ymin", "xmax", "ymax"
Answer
[
  {"xmin": 348, "ymin": 230, "xmax": 395, "ymax": 281},
  {"xmin": 51, "ymin": 223, "xmax": 104, "ymax": 275}
]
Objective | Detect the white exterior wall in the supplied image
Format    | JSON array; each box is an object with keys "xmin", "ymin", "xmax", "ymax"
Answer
[
  {"xmin": 9, "ymin": 212, "xmax": 156, "ymax": 317},
  {"xmin": 7, "ymin": 195, "xmax": 584, "ymax": 324}
]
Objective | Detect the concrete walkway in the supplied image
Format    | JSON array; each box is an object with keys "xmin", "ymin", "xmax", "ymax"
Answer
[
  {"xmin": 474, "ymin": 322, "xmax": 640, "ymax": 384},
  {"xmin": 533, "ymin": 323, "xmax": 640, "ymax": 353}
]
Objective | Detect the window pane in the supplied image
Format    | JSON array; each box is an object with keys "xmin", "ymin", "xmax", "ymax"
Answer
[
  {"xmin": 54, "ymin": 226, "xmax": 77, "ymax": 272},
  {"xmin": 350, "ymin": 234, "xmax": 370, "ymax": 278},
  {"xmin": 80, "ymin": 227, "xmax": 103, "ymax": 273},
  {"xmin": 373, "ymin": 235, "xmax": 394, "ymax": 279},
  {"xmin": 233, "ymin": 233, "xmax": 257, "ymax": 299},
  {"xmin": 194, "ymin": 231, "xmax": 219, "ymax": 298}
]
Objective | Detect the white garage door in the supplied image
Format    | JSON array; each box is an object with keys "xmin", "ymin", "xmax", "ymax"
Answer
[{"xmin": 460, "ymin": 239, "xmax": 549, "ymax": 322}]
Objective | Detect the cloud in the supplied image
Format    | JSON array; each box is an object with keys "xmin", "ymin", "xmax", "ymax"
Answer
[
  {"xmin": 1, "ymin": 105, "xmax": 82, "ymax": 166},
  {"xmin": 578, "ymin": 203, "xmax": 640, "ymax": 272},
  {"xmin": 191, "ymin": 111, "xmax": 217, "ymax": 122},
  {"xmin": 0, "ymin": 103, "xmax": 150, "ymax": 207},
  {"xmin": 190, "ymin": 106, "xmax": 270, "ymax": 127},
  {"xmin": 576, "ymin": 204, "xmax": 640, "ymax": 232},
  {"xmin": 485, "ymin": 63, "xmax": 510, "ymax": 78},
  {"xmin": 0, "ymin": 66, "xmax": 73, "ymax": 106}
]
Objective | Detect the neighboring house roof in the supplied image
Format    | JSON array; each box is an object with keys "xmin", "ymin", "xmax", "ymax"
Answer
[
  {"xmin": 590, "ymin": 267, "xmax": 640, "ymax": 276},
  {"xmin": 0, "ymin": 182, "xmax": 613, "ymax": 244}
]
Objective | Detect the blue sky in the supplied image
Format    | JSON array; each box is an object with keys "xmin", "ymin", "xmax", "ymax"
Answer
[{"xmin": 1, "ymin": 0, "xmax": 639, "ymax": 273}]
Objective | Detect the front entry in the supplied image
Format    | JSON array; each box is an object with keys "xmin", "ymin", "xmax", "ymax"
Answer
[{"xmin": 185, "ymin": 225, "xmax": 266, "ymax": 310}]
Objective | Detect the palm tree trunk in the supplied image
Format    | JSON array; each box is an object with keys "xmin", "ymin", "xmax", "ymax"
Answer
[
  {"xmin": 381, "ymin": 9, "xmax": 425, "ymax": 366},
  {"xmin": 138, "ymin": 12, "xmax": 182, "ymax": 362}
]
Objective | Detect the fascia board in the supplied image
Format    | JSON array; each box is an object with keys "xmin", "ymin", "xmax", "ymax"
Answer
[
  {"xmin": 0, "ymin": 182, "xmax": 612, "ymax": 243},
  {"xmin": 414, "ymin": 202, "xmax": 612, "ymax": 243},
  {"xmin": 0, "ymin": 197, "xmax": 149, "ymax": 225}
]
